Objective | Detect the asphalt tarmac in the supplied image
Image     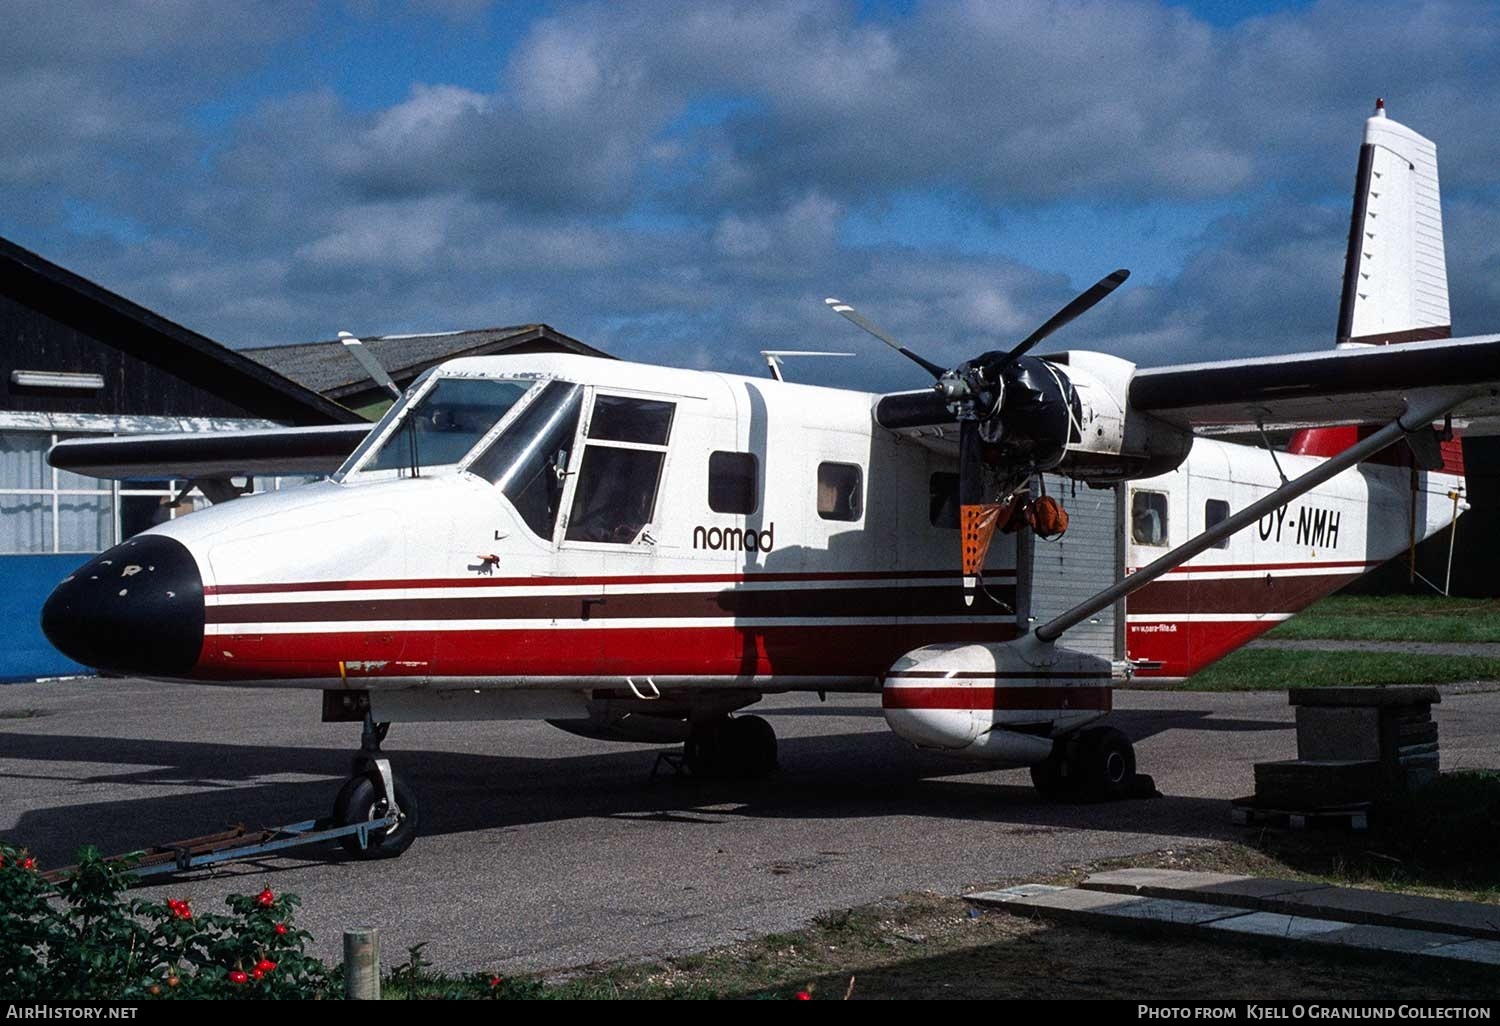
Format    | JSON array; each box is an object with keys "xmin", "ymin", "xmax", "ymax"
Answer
[{"xmin": 2, "ymin": 677, "xmax": 1497, "ymax": 974}]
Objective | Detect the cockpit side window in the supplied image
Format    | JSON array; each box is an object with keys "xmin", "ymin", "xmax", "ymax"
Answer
[
  {"xmin": 564, "ymin": 396, "xmax": 676, "ymax": 545},
  {"xmin": 356, "ymin": 377, "xmax": 533, "ymax": 476},
  {"xmin": 468, "ymin": 381, "xmax": 583, "ymax": 540}
]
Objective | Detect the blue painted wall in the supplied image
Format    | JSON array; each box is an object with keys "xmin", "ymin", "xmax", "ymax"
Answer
[{"xmin": 0, "ymin": 554, "xmax": 92, "ymax": 682}]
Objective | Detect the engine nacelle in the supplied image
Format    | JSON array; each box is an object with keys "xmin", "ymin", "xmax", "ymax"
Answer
[
  {"xmin": 882, "ymin": 637, "xmax": 1113, "ymax": 765},
  {"xmin": 1050, "ymin": 351, "xmax": 1194, "ymax": 482},
  {"xmin": 872, "ymin": 350, "xmax": 1193, "ymax": 484}
]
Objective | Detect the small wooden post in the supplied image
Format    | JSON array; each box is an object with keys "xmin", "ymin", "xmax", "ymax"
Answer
[{"xmin": 344, "ymin": 926, "xmax": 380, "ymax": 1000}]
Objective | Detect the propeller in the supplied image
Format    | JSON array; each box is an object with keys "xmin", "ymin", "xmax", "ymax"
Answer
[{"xmin": 827, "ymin": 269, "xmax": 1130, "ymax": 606}]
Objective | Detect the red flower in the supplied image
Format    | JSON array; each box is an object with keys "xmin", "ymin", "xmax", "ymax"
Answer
[
  {"xmin": 794, "ymin": 991, "xmax": 812, "ymax": 1001},
  {"xmin": 20, "ymin": 857, "xmax": 35, "ymax": 871},
  {"xmin": 274, "ymin": 923, "xmax": 288, "ymax": 936},
  {"xmin": 229, "ymin": 970, "xmax": 249, "ymax": 985},
  {"xmin": 252, "ymin": 969, "xmax": 264, "ymax": 980},
  {"xmin": 488, "ymin": 975, "xmax": 502, "ymax": 988},
  {"xmin": 255, "ymin": 959, "xmax": 276, "ymax": 973},
  {"xmin": 256, "ymin": 888, "xmax": 275, "ymax": 908}
]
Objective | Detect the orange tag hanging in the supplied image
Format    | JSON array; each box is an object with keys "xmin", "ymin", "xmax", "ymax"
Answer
[{"xmin": 961, "ymin": 502, "xmax": 1008, "ymax": 577}]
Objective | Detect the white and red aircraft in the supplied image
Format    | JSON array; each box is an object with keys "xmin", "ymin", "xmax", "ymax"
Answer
[{"xmin": 39, "ymin": 103, "xmax": 1500, "ymax": 857}]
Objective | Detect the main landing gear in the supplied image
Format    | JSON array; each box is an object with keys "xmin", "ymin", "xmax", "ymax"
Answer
[
  {"xmin": 683, "ymin": 714, "xmax": 779, "ymax": 779},
  {"xmin": 330, "ymin": 714, "xmax": 421, "ymax": 859},
  {"xmin": 1029, "ymin": 726, "xmax": 1156, "ymax": 803}
]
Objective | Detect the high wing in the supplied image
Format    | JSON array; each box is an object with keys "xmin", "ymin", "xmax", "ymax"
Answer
[
  {"xmin": 47, "ymin": 424, "xmax": 370, "ymax": 480},
  {"xmin": 1129, "ymin": 332, "xmax": 1500, "ymax": 435}
]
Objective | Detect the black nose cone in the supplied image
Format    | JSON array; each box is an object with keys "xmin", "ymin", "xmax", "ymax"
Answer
[{"xmin": 41, "ymin": 534, "xmax": 205, "ymax": 676}]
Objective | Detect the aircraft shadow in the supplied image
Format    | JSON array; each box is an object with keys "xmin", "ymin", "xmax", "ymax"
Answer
[{"xmin": 2, "ymin": 723, "xmax": 1242, "ymax": 869}]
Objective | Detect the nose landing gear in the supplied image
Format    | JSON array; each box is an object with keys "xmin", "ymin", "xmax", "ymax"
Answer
[{"xmin": 332, "ymin": 714, "xmax": 421, "ymax": 859}]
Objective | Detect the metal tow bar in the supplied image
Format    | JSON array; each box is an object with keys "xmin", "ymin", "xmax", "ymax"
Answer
[{"xmin": 41, "ymin": 815, "xmax": 399, "ymax": 883}]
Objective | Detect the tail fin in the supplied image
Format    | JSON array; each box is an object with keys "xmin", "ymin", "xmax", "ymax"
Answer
[
  {"xmin": 1336, "ymin": 98, "xmax": 1450, "ymax": 346},
  {"xmin": 1290, "ymin": 101, "xmax": 1462, "ymax": 474}
]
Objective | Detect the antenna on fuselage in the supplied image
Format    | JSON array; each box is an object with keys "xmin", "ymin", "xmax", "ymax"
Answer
[{"xmin": 760, "ymin": 350, "xmax": 855, "ymax": 382}]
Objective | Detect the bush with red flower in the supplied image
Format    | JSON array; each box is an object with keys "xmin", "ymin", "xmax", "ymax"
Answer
[{"xmin": 0, "ymin": 843, "xmax": 331, "ymax": 1000}]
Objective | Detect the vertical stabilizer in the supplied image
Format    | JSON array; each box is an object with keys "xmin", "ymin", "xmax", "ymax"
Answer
[
  {"xmin": 1291, "ymin": 101, "xmax": 1462, "ymax": 474},
  {"xmin": 1336, "ymin": 99, "xmax": 1450, "ymax": 346}
]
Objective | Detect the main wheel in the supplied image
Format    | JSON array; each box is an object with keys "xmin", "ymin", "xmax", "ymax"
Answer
[
  {"xmin": 332, "ymin": 772, "xmax": 420, "ymax": 859},
  {"xmin": 726, "ymin": 715, "xmax": 778, "ymax": 777},
  {"xmin": 1074, "ymin": 726, "xmax": 1137, "ymax": 802},
  {"xmin": 1028, "ymin": 746, "xmax": 1079, "ymax": 801},
  {"xmin": 684, "ymin": 715, "xmax": 778, "ymax": 778}
]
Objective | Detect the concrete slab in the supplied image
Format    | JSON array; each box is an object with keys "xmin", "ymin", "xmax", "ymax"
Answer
[
  {"xmin": 1084, "ymin": 868, "xmax": 1254, "ymax": 892},
  {"xmin": 1203, "ymin": 911, "xmax": 1353, "ymax": 940},
  {"xmin": 1266, "ymin": 885, "xmax": 1474, "ymax": 931},
  {"xmin": 974, "ymin": 887, "xmax": 1143, "ymax": 916},
  {"xmin": 1082, "ymin": 868, "xmax": 1331, "ymax": 909},
  {"xmin": 1319, "ymin": 923, "xmax": 1467, "ymax": 954},
  {"xmin": 965, "ymin": 885, "xmax": 1067, "ymax": 906},
  {"xmin": 982, "ymin": 886, "xmax": 1240, "ymax": 928},
  {"xmin": 1388, "ymin": 895, "xmax": 1500, "ymax": 941},
  {"xmin": 1422, "ymin": 939, "xmax": 1500, "ymax": 968}
]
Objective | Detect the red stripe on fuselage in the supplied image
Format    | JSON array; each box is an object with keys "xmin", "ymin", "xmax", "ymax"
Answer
[
  {"xmin": 193, "ymin": 622, "xmax": 1025, "ymax": 682},
  {"xmin": 882, "ymin": 686, "xmax": 1112, "ymax": 712}
]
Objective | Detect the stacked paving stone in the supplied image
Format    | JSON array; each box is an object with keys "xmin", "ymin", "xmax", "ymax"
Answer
[{"xmin": 1251, "ymin": 686, "xmax": 1440, "ymax": 810}]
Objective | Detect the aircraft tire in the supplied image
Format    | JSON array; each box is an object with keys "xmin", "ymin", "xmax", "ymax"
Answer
[
  {"xmin": 726, "ymin": 715, "xmax": 778, "ymax": 778},
  {"xmin": 684, "ymin": 715, "xmax": 778, "ymax": 779},
  {"xmin": 333, "ymin": 772, "xmax": 421, "ymax": 859},
  {"xmin": 1074, "ymin": 726, "xmax": 1136, "ymax": 803},
  {"xmin": 1028, "ymin": 747, "xmax": 1079, "ymax": 802}
]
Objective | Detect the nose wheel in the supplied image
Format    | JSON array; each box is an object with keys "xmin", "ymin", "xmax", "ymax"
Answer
[
  {"xmin": 684, "ymin": 714, "xmax": 779, "ymax": 778},
  {"xmin": 332, "ymin": 715, "xmax": 421, "ymax": 859}
]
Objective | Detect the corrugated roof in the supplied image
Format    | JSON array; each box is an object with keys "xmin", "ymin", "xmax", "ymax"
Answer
[{"xmin": 243, "ymin": 324, "xmax": 611, "ymax": 399}]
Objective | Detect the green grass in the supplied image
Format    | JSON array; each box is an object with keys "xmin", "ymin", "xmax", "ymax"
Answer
[
  {"xmin": 1268, "ymin": 594, "xmax": 1500, "ymax": 643},
  {"xmin": 1183, "ymin": 647, "xmax": 1500, "ymax": 691}
]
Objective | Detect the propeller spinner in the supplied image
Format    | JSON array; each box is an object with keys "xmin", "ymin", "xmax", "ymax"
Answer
[{"xmin": 826, "ymin": 269, "xmax": 1130, "ymax": 605}]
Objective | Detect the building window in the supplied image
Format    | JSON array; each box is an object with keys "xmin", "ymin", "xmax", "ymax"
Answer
[
  {"xmin": 1131, "ymin": 490, "xmax": 1169, "ymax": 546},
  {"xmin": 708, "ymin": 451, "xmax": 758, "ymax": 515},
  {"xmin": 929, "ymin": 472, "xmax": 959, "ymax": 529},
  {"xmin": 1205, "ymin": 498, "xmax": 1231, "ymax": 549},
  {"xmin": 817, "ymin": 462, "xmax": 863, "ymax": 522},
  {"xmin": 565, "ymin": 395, "xmax": 676, "ymax": 544},
  {"xmin": 0, "ymin": 429, "xmax": 296, "ymax": 555}
]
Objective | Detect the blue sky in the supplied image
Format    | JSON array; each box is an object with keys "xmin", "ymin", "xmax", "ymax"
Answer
[{"xmin": 2, "ymin": 0, "xmax": 1497, "ymax": 394}]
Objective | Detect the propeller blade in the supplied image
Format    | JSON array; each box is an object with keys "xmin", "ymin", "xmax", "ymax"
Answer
[
  {"xmin": 824, "ymin": 298, "xmax": 947, "ymax": 378},
  {"xmin": 339, "ymin": 331, "xmax": 402, "ymax": 400},
  {"xmin": 992, "ymin": 268, "xmax": 1130, "ymax": 368}
]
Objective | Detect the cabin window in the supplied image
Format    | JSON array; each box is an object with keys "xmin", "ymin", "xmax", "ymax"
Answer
[
  {"xmin": 929, "ymin": 472, "xmax": 959, "ymax": 529},
  {"xmin": 565, "ymin": 395, "xmax": 676, "ymax": 544},
  {"xmin": 708, "ymin": 451, "xmax": 758, "ymax": 515},
  {"xmin": 817, "ymin": 462, "xmax": 863, "ymax": 522},
  {"xmin": 361, "ymin": 376, "xmax": 533, "ymax": 474},
  {"xmin": 469, "ymin": 381, "xmax": 584, "ymax": 540},
  {"xmin": 587, "ymin": 395, "xmax": 675, "ymax": 445},
  {"xmin": 1205, "ymin": 498, "xmax": 1231, "ymax": 549},
  {"xmin": 1131, "ymin": 490, "xmax": 1169, "ymax": 546}
]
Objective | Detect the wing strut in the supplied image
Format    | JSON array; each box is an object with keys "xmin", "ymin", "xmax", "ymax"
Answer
[{"xmin": 1033, "ymin": 389, "xmax": 1475, "ymax": 645}]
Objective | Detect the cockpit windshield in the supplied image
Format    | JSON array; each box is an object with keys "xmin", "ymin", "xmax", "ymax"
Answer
[{"xmin": 341, "ymin": 376, "xmax": 534, "ymax": 477}]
